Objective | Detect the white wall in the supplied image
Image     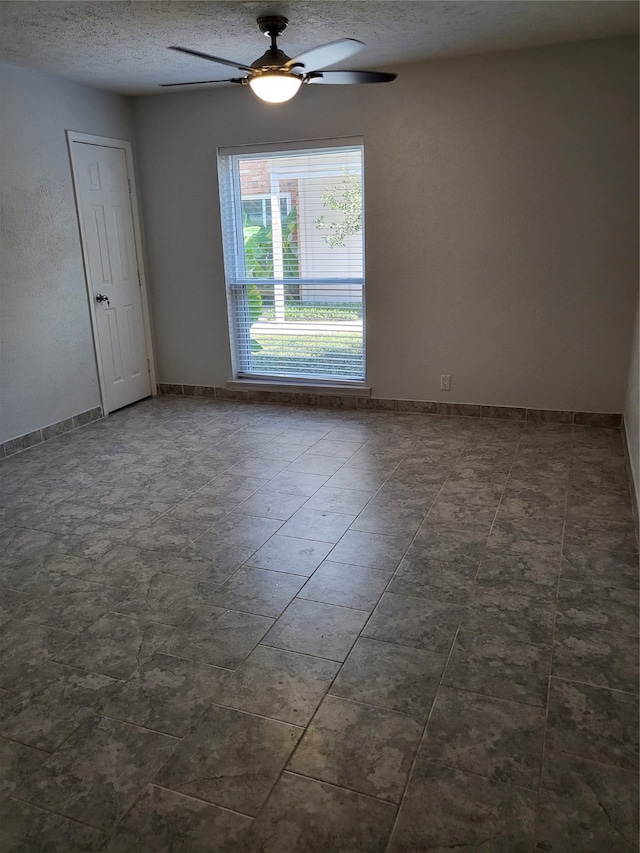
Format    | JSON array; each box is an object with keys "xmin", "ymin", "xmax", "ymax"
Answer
[
  {"xmin": 133, "ymin": 37, "xmax": 638, "ymax": 411},
  {"xmin": 0, "ymin": 63, "xmax": 135, "ymax": 442},
  {"xmin": 624, "ymin": 296, "xmax": 639, "ymax": 515}
]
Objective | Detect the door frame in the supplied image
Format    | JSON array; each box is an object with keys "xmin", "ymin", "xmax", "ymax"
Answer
[{"xmin": 66, "ymin": 130, "xmax": 157, "ymax": 415}]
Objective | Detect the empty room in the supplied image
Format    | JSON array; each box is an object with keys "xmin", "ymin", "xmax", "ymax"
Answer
[{"xmin": 1, "ymin": 1, "xmax": 638, "ymax": 851}]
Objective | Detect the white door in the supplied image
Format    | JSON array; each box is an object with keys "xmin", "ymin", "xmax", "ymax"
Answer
[{"xmin": 71, "ymin": 141, "xmax": 151, "ymax": 412}]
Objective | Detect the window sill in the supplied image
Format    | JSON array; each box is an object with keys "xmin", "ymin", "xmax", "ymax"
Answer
[{"xmin": 227, "ymin": 379, "xmax": 371, "ymax": 398}]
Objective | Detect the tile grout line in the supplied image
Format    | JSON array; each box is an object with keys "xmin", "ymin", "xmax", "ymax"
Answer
[
  {"xmin": 150, "ymin": 782, "xmax": 256, "ymax": 818},
  {"xmin": 8, "ymin": 792, "xmax": 110, "ymax": 835},
  {"xmin": 383, "ymin": 420, "xmax": 495, "ymax": 852},
  {"xmin": 283, "ymin": 768, "xmax": 404, "ymax": 804},
  {"xmin": 383, "ymin": 419, "xmax": 573, "ymax": 851},
  {"xmin": 543, "ymin": 674, "xmax": 640, "ymax": 699},
  {"xmin": 241, "ymin": 450, "xmax": 410, "ymax": 830},
  {"xmin": 531, "ymin": 419, "xmax": 573, "ymax": 850}
]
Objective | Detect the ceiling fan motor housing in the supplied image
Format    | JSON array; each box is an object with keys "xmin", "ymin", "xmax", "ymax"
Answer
[{"xmin": 251, "ymin": 48, "xmax": 293, "ymax": 70}]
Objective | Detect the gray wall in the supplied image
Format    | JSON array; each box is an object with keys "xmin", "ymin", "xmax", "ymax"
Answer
[
  {"xmin": 625, "ymin": 297, "xmax": 639, "ymax": 515},
  {"xmin": 0, "ymin": 63, "xmax": 135, "ymax": 442},
  {"xmin": 133, "ymin": 36, "xmax": 638, "ymax": 412}
]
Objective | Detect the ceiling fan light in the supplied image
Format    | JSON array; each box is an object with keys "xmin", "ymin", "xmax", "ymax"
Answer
[{"xmin": 249, "ymin": 72, "xmax": 302, "ymax": 103}]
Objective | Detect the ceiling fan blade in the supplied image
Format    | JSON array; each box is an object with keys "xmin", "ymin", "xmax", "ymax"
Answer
[
  {"xmin": 160, "ymin": 79, "xmax": 244, "ymax": 88},
  {"xmin": 285, "ymin": 38, "xmax": 364, "ymax": 72},
  {"xmin": 308, "ymin": 70, "xmax": 397, "ymax": 85},
  {"xmin": 169, "ymin": 46, "xmax": 254, "ymax": 73}
]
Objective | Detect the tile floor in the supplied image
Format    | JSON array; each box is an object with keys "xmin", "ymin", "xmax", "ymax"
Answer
[{"xmin": 0, "ymin": 396, "xmax": 638, "ymax": 852}]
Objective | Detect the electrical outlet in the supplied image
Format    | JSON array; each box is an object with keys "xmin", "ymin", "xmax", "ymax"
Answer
[{"xmin": 440, "ymin": 374, "xmax": 451, "ymax": 391}]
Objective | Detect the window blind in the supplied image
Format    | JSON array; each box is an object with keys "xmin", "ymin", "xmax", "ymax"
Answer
[{"xmin": 217, "ymin": 142, "xmax": 365, "ymax": 382}]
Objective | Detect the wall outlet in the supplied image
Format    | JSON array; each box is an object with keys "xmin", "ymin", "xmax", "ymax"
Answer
[{"xmin": 440, "ymin": 374, "xmax": 451, "ymax": 391}]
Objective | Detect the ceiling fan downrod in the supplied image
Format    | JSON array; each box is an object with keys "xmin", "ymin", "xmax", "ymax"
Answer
[{"xmin": 253, "ymin": 15, "xmax": 293, "ymax": 70}]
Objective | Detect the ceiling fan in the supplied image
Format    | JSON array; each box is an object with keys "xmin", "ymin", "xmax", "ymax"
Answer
[{"xmin": 161, "ymin": 15, "xmax": 397, "ymax": 103}]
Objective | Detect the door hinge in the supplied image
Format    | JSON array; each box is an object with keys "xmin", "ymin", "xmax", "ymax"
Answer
[
  {"xmin": 137, "ymin": 270, "xmax": 141, "ymax": 287},
  {"xmin": 127, "ymin": 178, "xmax": 132, "ymax": 194},
  {"xmin": 147, "ymin": 358, "xmax": 151, "ymax": 373}
]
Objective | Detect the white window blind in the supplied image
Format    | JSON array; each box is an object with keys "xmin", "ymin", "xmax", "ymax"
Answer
[{"xmin": 217, "ymin": 141, "xmax": 365, "ymax": 382}]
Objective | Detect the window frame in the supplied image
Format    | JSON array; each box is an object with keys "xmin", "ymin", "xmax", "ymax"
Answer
[{"xmin": 218, "ymin": 138, "xmax": 366, "ymax": 385}]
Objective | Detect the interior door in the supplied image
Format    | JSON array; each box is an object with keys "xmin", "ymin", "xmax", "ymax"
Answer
[{"xmin": 71, "ymin": 141, "xmax": 151, "ymax": 412}]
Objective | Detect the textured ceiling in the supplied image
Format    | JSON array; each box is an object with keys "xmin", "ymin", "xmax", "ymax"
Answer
[{"xmin": 0, "ymin": 1, "xmax": 637, "ymax": 95}]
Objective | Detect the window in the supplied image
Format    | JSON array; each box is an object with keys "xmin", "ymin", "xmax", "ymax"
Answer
[{"xmin": 218, "ymin": 140, "xmax": 365, "ymax": 382}]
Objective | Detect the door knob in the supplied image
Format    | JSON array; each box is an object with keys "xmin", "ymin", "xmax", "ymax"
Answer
[{"xmin": 96, "ymin": 294, "xmax": 110, "ymax": 306}]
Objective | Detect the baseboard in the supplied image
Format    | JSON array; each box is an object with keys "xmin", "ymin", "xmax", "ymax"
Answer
[
  {"xmin": 0, "ymin": 406, "xmax": 103, "ymax": 459},
  {"xmin": 622, "ymin": 416, "xmax": 640, "ymax": 548},
  {"xmin": 156, "ymin": 384, "xmax": 623, "ymax": 428}
]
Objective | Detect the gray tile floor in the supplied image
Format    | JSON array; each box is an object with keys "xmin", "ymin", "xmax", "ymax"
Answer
[{"xmin": 0, "ymin": 396, "xmax": 638, "ymax": 852}]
